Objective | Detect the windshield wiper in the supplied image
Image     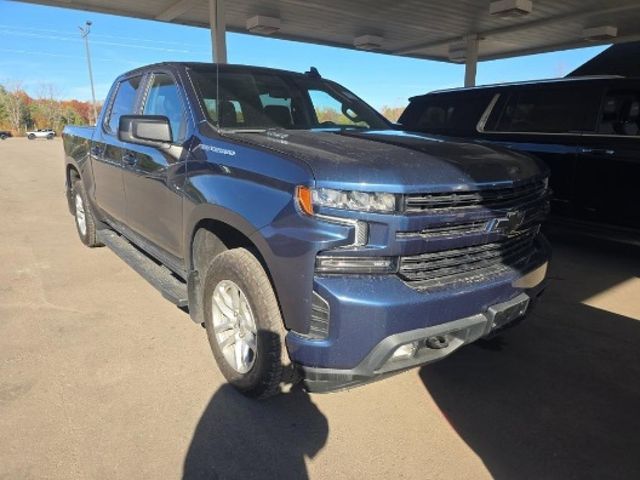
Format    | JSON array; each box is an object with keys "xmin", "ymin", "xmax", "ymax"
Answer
[{"xmin": 219, "ymin": 127, "xmax": 268, "ymax": 134}]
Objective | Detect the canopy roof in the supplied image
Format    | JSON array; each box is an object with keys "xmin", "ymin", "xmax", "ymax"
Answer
[{"xmin": 17, "ymin": 0, "xmax": 640, "ymax": 62}]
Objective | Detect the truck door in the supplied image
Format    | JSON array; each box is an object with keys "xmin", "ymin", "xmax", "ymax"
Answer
[
  {"xmin": 92, "ymin": 75, "xmax": 144, "ymax": 222},
  {"xmin": 574, "ymin": 83, "xmax": 640, "ymax": 230},
  {"xmin": 479, "ymin": 84, "xmax": 600, "ymax": 219},
  {"xmin": 121, "ymin": 72, "xmax": 190, "ymax": 259}
]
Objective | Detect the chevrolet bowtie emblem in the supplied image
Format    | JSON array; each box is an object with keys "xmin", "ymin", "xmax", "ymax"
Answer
[{"xmin": 487, "ymin": 211, "xmax": 526, "ymax": 236}]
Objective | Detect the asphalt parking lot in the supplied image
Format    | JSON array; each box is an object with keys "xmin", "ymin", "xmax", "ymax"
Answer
[{"xmin": 1, "ymin": 138, "xmax": 639, "ymax": 480}]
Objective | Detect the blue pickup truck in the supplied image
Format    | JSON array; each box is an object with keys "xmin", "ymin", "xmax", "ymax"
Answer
[{"xmin": 63, "ymin": 62, "xmax": 550, "ymax": 398}]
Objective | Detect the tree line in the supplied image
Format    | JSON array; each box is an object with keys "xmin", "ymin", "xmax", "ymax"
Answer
[{"xmin": 0, "ymin": 81, "xmax": 100, "ymax": 135}]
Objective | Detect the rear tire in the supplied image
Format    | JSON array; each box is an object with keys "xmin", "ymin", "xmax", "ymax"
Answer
[
  {"xmin": 47, "ymin": 134, "xmax": 54, "ymax": 140},
  {"xmin": 202, "ymin": 248, "xmax": 295, "ymax": 398},
  {"xmin": 72, "ymin": 179, "xmax": 102, "ymax": 247}
]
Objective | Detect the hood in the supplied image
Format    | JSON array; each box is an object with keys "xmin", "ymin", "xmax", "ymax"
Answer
[{"xmin": 223, "ymin": 129, "xmax": 546, "ymax": 193}]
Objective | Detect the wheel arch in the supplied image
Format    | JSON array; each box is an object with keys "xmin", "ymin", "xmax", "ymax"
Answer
[
  {"xmin": 66, "ymin": 164, "xmax": 82, "ymax": 214},
  {"xmin": 190, "ymin": 218, "xmax": 271, "ymax": 275},
  {"xmin": 186, "ymin": 208, "xmax": 287, "ymax": 328}
]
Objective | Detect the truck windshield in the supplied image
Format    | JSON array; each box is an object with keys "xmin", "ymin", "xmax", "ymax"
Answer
[{"xmin": 189, "ymin": 67, "xmax": 389, "ymax": 131}]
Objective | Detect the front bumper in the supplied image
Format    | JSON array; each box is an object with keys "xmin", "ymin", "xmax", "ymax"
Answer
[
  {"xmin": 299, "ymin": 288, "xmax": 543, "ymax": 392},
  {"xmin": 286, "ymin": 236, "xmax": 550, "ymax": 393}
]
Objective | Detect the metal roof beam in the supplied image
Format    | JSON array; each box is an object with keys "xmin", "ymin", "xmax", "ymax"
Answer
[
  {"xmin": 482, "ymin": 32, "xmax": 640, "ymax": 62},
  {"xmin": 155, "ymin": 0, "xmax": 195, "ymax": 22},
  {"xmin": 392, "ymin": 2, "xmax": 640, "ymax": 56}
]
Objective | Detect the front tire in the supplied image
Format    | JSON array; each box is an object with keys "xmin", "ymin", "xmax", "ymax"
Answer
[
  {"xmin": 27, "ymin": 134, "xmax": 35, "ymax": 140},
  {"xmin": 72, "ymin": 179, "xmax": 102, "ymax": 247},
  {"xmin": 203, "ymin": 248, "xmax": 293, "ymax": 398}
]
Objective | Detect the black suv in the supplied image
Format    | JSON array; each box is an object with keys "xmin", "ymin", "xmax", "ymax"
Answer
[{"xmin": 399, "ymin": 76, "xmax": 640, "ymax": 239}]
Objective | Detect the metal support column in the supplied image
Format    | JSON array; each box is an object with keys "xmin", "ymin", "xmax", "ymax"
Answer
[
  {"xmin": 464, "ymin": 35, "xmax": 479, "ymax": 87},
  {"xmin": 209, "ymin": 0, "xmax": 227, "ymax": 63}
]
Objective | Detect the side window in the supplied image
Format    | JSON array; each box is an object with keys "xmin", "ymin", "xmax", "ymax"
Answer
[
  {"xmin": 491, "ymin": 87, "xmax": 589, "ymax": 134},
  {"xmin": 308, "ymin": 89, "xmax": 368, "ymax": 127},
  {"xmin": 415, "ymin": 104, "xmax": 453, "ymax": 131},
  {"xmin": 105, "ymin": 76, "xmax": 142, "ymax": 134},
  {"xmin": 143, "ymin": 73, "xmax": 186, "ymax": 142},
  {"xmin": 401, "ymin": 93, "xmax": 493, "ymax": 135},
  {"xmin": 597, "ymin": 90, "xmax": 640, "ymax": 136}
]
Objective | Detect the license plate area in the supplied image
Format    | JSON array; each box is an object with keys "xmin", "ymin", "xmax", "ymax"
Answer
[{"xmin": 486, "ymin": 294, "xmax": 530, "ymax": 332}]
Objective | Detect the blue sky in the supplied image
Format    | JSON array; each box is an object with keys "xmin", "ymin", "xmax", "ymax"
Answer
[{"xmin": 0, "ymin": 0, "xmax": 607, "ymax": 109}]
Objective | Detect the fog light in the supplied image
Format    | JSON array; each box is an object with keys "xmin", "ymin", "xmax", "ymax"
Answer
[
  {"xmin": 390, "ymin": 342, "xmax": 418, "ymax": 361},
  {"xmin": 315, "ymin": 255, "xmax": 397, "ymax": 274}
]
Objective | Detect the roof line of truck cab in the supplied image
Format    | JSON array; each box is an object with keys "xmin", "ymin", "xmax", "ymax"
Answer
[
  {"xmin": 411, "ymin": 75, "xmax": 630, "ymax": 99},
  {"xmin": 117, "ymin": 62, "xmax": 321, "ymax": 83}
]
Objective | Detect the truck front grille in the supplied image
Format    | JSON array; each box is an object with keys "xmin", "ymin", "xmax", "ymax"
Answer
[
  {"xmin": 398, "ymin": 228, "xmax": 538, "ymax": 290},
  {"xmin": 396, "ymin": 220, "xmax": 489, "ymax": 240},
  {"xmin": 404, "ymin": 180, "xmax": 547, "ymax": 213}
]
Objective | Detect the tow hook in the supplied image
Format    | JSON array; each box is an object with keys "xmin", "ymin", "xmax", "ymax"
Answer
[{"xmin": 425, "ymin": 335, "xmax": 449, "ymax": 349}]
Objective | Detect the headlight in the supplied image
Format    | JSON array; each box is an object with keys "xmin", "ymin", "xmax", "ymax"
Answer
[{"xmin": 296, "ymin": 186, "xmax": 397, "ymax": 214}]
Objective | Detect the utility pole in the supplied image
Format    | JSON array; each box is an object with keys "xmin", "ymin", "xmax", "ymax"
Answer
[{"xmin": 79, "ymin": 21, "xmax": 98, "ymax": 125}]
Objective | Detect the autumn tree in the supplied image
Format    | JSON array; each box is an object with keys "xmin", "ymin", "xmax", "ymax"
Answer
[
  {"xmin": 0, "ymin": 81, "xmax": 99, "ymax": 134},
  {"xmin": 0, "ymin": 85, "xmax": 8, "ymax": 127},
  {"xmin": 1, "ymin": 80, "xmax": 28, "ymax": 133},
  {"xmin": 379, "ymin": 105, "xmax": 405, "ymax": 123},
  {"xmin": 35, "ymin": 83, "xmax": 63, "ymax": 129}
]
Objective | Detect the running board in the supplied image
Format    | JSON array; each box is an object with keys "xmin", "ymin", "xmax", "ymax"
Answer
[{"xmin": 98, "ymin": 229, "xmax": 189, "ymax": 307}]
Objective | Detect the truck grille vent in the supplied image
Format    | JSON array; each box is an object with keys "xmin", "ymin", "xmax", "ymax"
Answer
[
  {"xmin": 397, "ymin": 221, "xmax": 489, "ymax": 240},
  {"xmin": 405, "ymin": 180, "xmax": 547, "ymax": 213},
  {"xmin": 398, "ymin": 229, "xmax": 538, "ymax": 290},
  {"xmin": 397, "ymin": 203, "xmax": 548, "ymax": 241}
]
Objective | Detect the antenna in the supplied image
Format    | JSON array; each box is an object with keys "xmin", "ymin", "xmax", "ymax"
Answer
[{"xmin": 305, "ymin": 67, "xmax": 321, "ymax": 79}]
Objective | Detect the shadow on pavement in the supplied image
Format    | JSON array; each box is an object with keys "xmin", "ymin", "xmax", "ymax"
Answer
[
  {"xmin": 183, "ymin": 383, "xmax": 327, "ymax": 480},
  {"xmin": 420, "ymin": 239, "xmax": 640, "ymax": 479}
]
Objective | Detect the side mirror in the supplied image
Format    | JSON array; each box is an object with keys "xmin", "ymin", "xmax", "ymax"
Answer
[{"xmin": 118, "ymin": 115, "xmax": 172, "ymax": 146}]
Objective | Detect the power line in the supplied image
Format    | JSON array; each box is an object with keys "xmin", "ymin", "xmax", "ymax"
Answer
[
  {"xmin": 0, "ymin": 47, "xmax": 128, "ymax": 63},
  {"xmin": 0, "ymin": 29, "xmax": 194, "ymax": 53},
  {"xmin": 0, "ymin": 23, "xmax": 201, "ymax": 48}
]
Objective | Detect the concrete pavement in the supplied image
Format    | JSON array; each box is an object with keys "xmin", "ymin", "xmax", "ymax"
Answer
[{"xmin": 1, "ymin": 138, "xmax": 638, "ymax": 479}]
